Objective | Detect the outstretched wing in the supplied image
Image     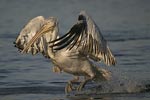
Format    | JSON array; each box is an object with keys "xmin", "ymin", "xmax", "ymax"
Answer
[
  {"xmin": 14, "ymin": 16, "xmax": 58, "ymax": 57},
  {"xmin": 49, "ymin": 11, "xmax": 116, "ymax": 66},
  {"xmin": 14, "ymin": 16, "xmax": 45, "ymax": 54}
]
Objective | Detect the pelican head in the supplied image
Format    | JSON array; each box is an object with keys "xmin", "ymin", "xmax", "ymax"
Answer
[{"xmin": 45, "ymin": 17, "xmax": 58, "ymax": 25}]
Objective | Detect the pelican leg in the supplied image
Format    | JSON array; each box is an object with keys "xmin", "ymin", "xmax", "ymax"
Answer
[
  {"xmin": 52, "ymin": 66, "xmax": 61, "ymax": 73},
  {"xmin": 65, "ymin": 76, "xmax": 79, "ymax": 94},
  {"xmin": 77, "ymin": 76, "xmax": 93, "ymax": 91}
]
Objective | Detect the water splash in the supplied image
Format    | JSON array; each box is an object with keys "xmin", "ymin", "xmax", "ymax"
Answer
[
  {"xmin": 94, "ymin": 78, "xmax": 145, "ymax": 94},
  {"xmin": 74, "ymin": 71, "xmax": 149, "ymax": 95}
]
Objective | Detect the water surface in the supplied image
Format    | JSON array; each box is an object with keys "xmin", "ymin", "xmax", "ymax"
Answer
[{"xmin": 0, "ymin": 0, "xmax": 150, "ymax": 100}]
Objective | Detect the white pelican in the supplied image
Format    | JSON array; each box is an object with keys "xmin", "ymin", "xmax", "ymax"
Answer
[{"xmin": 14, "ymin": 11, "xmax": 116, "ymax": 93}]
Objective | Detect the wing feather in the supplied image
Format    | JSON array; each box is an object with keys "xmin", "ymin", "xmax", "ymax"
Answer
[
  {"xmin": 49, "ymin": 11, "xmax": 116, "ymax": 66},
  {"xmin": 49, "ymin": 21, "xmax": 86, "ymax": 50},
  {"xmin": 14, "ymin": 16, "xmax": 58, "ymax": 57},
  {"xmin": 14, "ymin": 16, "xmax": 45, "ymax": 54}
]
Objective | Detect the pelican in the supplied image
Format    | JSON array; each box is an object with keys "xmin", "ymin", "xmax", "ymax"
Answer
[{"xmin": 14, "ymin": 11, "xmax": 116, "ymax": 93}]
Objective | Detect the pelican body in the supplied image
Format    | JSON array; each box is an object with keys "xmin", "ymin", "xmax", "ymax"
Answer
[{"xmin": 14, "ymin": 11, "xmax": 116, "ymax": 93}]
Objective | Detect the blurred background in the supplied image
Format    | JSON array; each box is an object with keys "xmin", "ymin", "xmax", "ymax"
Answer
[{"xmin": 0, "ymin": 0, "xmax": 150, "ymax": 100}]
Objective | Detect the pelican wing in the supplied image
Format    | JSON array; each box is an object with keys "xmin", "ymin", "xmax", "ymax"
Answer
[
  {"xmin": 49, "ymin": 11, "xmax": 116, "ymax": 66},
  {"xmin": 14, "ymin": 16, "xmax": 58, "ymax": 57},
  {"xmin": 14, "ymin": 16, "xmax": 45, "ymax": 54}
]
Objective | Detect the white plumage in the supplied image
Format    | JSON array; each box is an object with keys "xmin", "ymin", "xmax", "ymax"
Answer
[{"xmin": 14, "ymin": 11, "xmax": 116, "ymax": 93}]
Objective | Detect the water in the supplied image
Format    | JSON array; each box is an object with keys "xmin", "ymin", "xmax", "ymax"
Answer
[{"xmin": 0, "ymin": 0, "xmax": 150, "ymax": 100}]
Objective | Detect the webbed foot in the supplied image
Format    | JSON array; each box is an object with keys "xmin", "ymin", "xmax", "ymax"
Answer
[
  {"xmin": 65, "ymin": 81, "xmax": 74, "ymax": 94},
  {"xmin": 65, "ymin": 76, "xmax": 79, "ymax": 94},
  {"xmin": 77, "ymin": 81, "xmax": 85, "ymax": 91}
]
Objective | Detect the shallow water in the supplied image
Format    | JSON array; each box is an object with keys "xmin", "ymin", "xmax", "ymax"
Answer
[{"xmin": 0, "ymin": 0, "xmax": 150, "ymax": 100}]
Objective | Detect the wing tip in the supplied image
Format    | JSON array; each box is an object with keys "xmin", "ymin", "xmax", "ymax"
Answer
[
  {"xmin": 97, "ymin": 46, "xmax": 117, "ymax": 66},
  {"xmin": 106, "ymin": 47, "xmax": 117, "ymax": 66}
]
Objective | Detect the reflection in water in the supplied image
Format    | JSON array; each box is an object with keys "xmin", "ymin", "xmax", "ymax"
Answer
[{"xmin": 0, "ymin": 82, "xmax": 150, "ymax": 100}]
